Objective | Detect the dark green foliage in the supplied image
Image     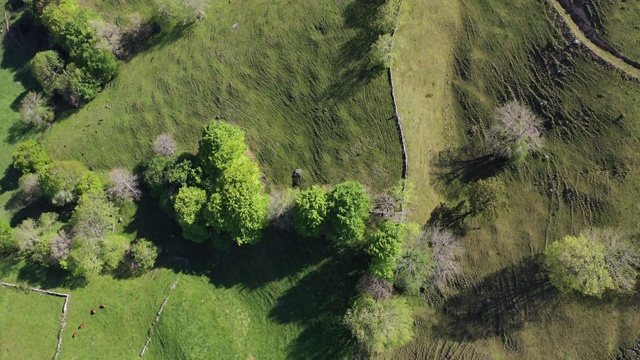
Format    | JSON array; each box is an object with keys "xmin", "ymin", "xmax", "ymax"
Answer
[
  {"xmin": 366, "ymin": 221, "xmax": 405, "ymax": 281},
  {"xmin": 327, "ymin": 181, "xmax": 371, "ymax": 246},
  {"xmin": 293, "ymin": 186, "xmax": 328, "ymax": 238},
  {"xmin": 198, "ymin": 121, "xmax": 247, "ymax": 179},
  {"xmin": 206, "ymin": 158, "xmax": 269, "ymax": 245},
  {"xmin": 38, "ymin": 160, "xmax": 88, "ymax": 204},
  {"xmin": 131, "ymin": 238, "xmax": 159, "ymax": 273},
  {"xmin": 467, "ymin": 178, "xmax": 506, "ymax": 220},
  {"xmin": 0, "ymin": 221, "xmax": 16, "ymax": 254},
  {"xmin": 167, "ymin": 157, "xmax": 202, "ymax": 186},
  {"xmin": 30, "ymin": 50, "xmax": 64, "ymax": 97},
  {"xmin": 12, "ymin": 140, "xmax": 51, "ymax": 175},
  {"xmin": 343, "ymin": 296, "xmax": 413, "ymax": 356},
  {"xmin": 70, "ymin": 192, "xmax": 116, "ymax": 240},
  {"xmin": 143, "ymin": 155, "xmax": 173, "ymax": 197}
]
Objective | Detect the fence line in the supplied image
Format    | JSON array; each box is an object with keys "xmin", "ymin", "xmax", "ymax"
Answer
[{"xmin": 140, "ymin": 278, "xmax": 179, "ymax": 357}]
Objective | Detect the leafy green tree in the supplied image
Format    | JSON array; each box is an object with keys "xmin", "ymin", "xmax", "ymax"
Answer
[
  {"xmin": 344, "ymin": 296, "xmax": 414, "ymax": 356},
  {"xmin": 20, "ymin": 92, "xmax": 54, "ymax": 128},
  {"xmin": 39, "ymin": 160, "xmax": 88, "ymax": 204},
  {"xmin": 143, "ymin": 155, "xmax": 173, "ymax": 197},
  {"xmin": 198, "ymin": 120, "xmax": 247, "ymax": 178},
  {"xmin": 70, "ymin": 192, "xmax": 116, "ymax": 240},
  {"xmin": 367, "ymin": 221, "xmax": 405, "ymax": 281},
  {"xmin": 173, "ymin": 186, "xmax": 208, "ymax": 242},
  {"xmin": 293, "ymin": 186, "xmax": 328, "ymax": 238},
  {"xmin": 76, "ymin": 171, "xmax": 104, "ymax": 195},
  {"xmin": 0, "ymin": 221, "xmax": 16, "ymax": 254},
  {"xmin": 30, "ymin": 50, "xmax": 64, "ymax": 97},
  {"xmin": 206, "ymin": 158, "xmax": 269, "ymax": 245},
  {"xmin": 545, "ymin": 234, "xmax": 614, "ymax": 297},
  {"xmin": 167, "ymin": 158, "xmax": 202, "ymax": 186},
  {"xmin": 394, "ymin": 223, "xmax": 434, "ymax": 294},
  {"xmin": 327, "ymin": 181, "xmax": 371, "ymax": 246},
  {"xmin": 131, "ymin": 239, "xmax": 159, "ymax": 273},
  {"xmin": 99, "ymin": 235, "xmax": 128, "ymax": 272},
  {"xmin": 467, "ymin": 178, "xmax": 506, "ymax": 220},
  {"xmin": 66, "ymin": 240, "xmax": 101, "ymax": 277},
  {"xmin": 12, "ymin": 140, "xmax": 51, "ymax": 175},
  {"xmin": 15, "ymin": 213, "xmax": 59, "ymax": 265}
]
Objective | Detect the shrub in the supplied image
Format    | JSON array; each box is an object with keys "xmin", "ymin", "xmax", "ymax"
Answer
[
  {"xmin": 371, "ymin": 34, "xmax": 395, "ymax": 69},
  {"xmin": 67, "ymin": 240, "xmax": 102, "ymax": 277},
  {"xmin": 76, "ymin": 171, "xmax": 104, "ymax": 196},
  {"xmin": 12, "ymin": 140, "xmax": 51, "ymax": 175},
  {"xmin": 131, "ymin": 239, "xmax": 159, "ymax": 273},
  {"xmin": 0, "ymin": 221, "xmax": 16, "ymax": 254},
  {"xmin": 373, "ymin": 0, "xmax": 402, "ymax": 34},
  {"xmin": 395, "ymin": 223, "xmax": 434, "ymax": 294},
  {"xmin": 485, "ymin": 101, "xmax": 544, "ymax": 164},
  {"xmin": 467, "ymin": 178, "xmax": 506, "ymax": 220},
  {"xmin": 15, "ymin": 213, "xmax": 58, "ymax": 265},
  {"xmin": 20, "ymin": 92, "xmax": 54, "ymax": 128},
  {"xmin": 198, "ymin": 120, "xmax": 247, "ymax": 178},
  {"xmin": 30, "ymin": 50, "xmax": 64, "ymax": 97},
  {"xmin": 143, "ymin": 155, "xmax": 173, "ymax": 197},
  {"xmin": 293, "ymin": 186, "xmax": 328, "ymax": 238},
  {"xmin": 99, "ymin": 235, "xmax": 128, "ymax": 272}
]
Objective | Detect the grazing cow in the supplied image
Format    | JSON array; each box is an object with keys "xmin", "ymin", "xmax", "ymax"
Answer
[
  {"xmin": 99, "ymin": 304, "xmax": 106, "ymax": 309},
  {"xmin": 72, "ymin": 331, "xmax": 77, "ymax": 338},
  {"xmin": 91, "ymin": 308, "xmax": 97, "ymax": 315},
  {"xmin": 79, "ymin": 322, "xmax": 84, "ymax": 329}
]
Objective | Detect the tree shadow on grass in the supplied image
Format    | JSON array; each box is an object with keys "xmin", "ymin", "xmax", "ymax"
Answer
[
  {"xmin": 9, "ymin": 197, "xmax": 57, "ymax": 226},
  {"xmin": 16, "ymin": 261, "xmax": 87, "ymax": 289},
  {"xmin": 435, "ymin": 256, "xmax": 558, "ymax": 342},
  {"xmin": 1, "ymin": 13, "xmax": 48, "ymax": 88},
  {"xmin": 269, "ymin": 252, "xmax": 364, "ymax": 360},
  {"xmin": 0, "ymin": 165, "xmax": 21, "ymax": 193},
  {"xmin": 431, "ymin": 151, "xmax": 505, "ymax": 200}
]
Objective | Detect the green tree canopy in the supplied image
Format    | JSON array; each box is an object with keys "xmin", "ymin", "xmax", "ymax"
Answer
[
  {"xmin": 70, "ymin": 192, "xmax": 115, "ymax": 240},
  {"xmin": 467, "ymin": 178, "xmax": 506, "ymax": 220},
  {"xmin": 293, "ymin": 186, "xmax": 328, "ymax": 238},
  {"xmin": 12, "ymin": 140, "xmax": 51, "ymax": 175},
  {"xmin": 0, "ymin": 220, "xmax": 16, "ymax": 254},
  {"xmin": 143, "ymin": 155, "xmax": 173, "ymax": 197},
  {"xmin": 131, "ymin": 239, "xmax": 159, "ymax": 273},
  {"xmin": 30, "ymin": 50, "xmax": 64, "ymax": 97},
  {"xmin": 198, "ymin": 121, "xmax": 247, "ymax": 178},
  {"xmin": 545, "ymin": 234, "xmax": 614, "ymax": 297},
  {"xmin": 39, "ymin": 160, "xmax": 88, "ymax": 204},
  {"xmin": 206, "ymin": 158, "xmax": 269, "ymax": 245},
  {"xmin": 327, "ymin": 181, "xmax": 371, "ymax": 246},
  {"xmin": 344, "ymin": 296, "xmax": 414, "ymax": 356},
  {"xmin": 366, "ymin": 221, "xmax": 405, "ymax": 281}
]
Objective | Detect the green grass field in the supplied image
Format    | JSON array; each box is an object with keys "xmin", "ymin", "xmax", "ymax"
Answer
[
  {"xmin": 0, "ymin": 286, "xmax": 62, "ymax": 359},
  {"xmin": 585, "ymin": 0, "xmax": 640, "ymax": 62}
]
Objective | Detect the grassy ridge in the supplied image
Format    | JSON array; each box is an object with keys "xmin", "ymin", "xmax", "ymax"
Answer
[
  {"xmin": 43, "ymin": 0, "xmax": 402, "ymax": 191},
  {"xmin": 0, "ymin": 286, "xmax": 62, "ymax": 359},
  {"xmin": 393, "ymin": 0, "xmax": 640, "ymax": 358},
  {"xmin": 584, "ymin": 0, "xmax": 640, "ymax": 62}
]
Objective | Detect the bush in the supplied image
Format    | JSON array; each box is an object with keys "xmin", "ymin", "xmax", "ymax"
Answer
[
  {"xmin": 395, "ymin": 223, "xmax": 434, "ymax": 294},
  {"xmin": 76, "ymin": 171, "xmax": 104, "ymax": 195},
  {"xmin": 467, "ymin": 178, "xmax": 506, "ymax": 220},
  {"xmin": 12, "ymin": 140, "xmax": 51, "ymax": 175},
  {"xmin": 39, "ymin": 160, "xmax": 88, "ymax": 204},
  {"xmin": 198, "ymin": 120, "xmax": 248, "ymax": 178},
  {"xmin": 15, "ymin": 213, "xmax": 58, "ymax": 265},
  {"xmin": 367, "ymin": 221, "xmax": 405, "ymax": 281},
  {"xmin": 100, "ymin": 235, "xmax": 128, "ymax": 272},
  {"xmin": 326, "ymin": 181, "xmax": 371, "ymax": 247},
  {"xmin": 373, "ymin": 0, "xmax": 402, "ymax": 33},
  {"xmin": 371, "ymin": 33, "xmax": 396, "ymax": 69},
  {"xmin": 143, "ymin": 155, "xmax": 173, "ymax": 197},
  {"xmin": 30, "ymin": 50, "xmax": 64, "ymax": 97},
  {"xmin": 153, "ymin": 0, "xmax": 205, "ymax": 32},
  {"xmin": 20, "ymin": 92, "xmax": 54, "ymax": 128},
  {"xmin": 0, "ymin": 221, "xmax": 16, "ymax": 254},
  {"xmin": 131, "ymin": 239, "xmax": 159, "ymax": 273},
  {"xmin": 293, "ymin": 186, "xmax": 328, "ymax": 238},
  {"xmin": 485, "ymin": 101, "xmax": 544, "ymax": 164}
]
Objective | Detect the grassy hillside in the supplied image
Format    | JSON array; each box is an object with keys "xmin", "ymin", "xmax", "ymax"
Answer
[
  {"xmin": 0, "ymin": 286, "xmax": 62, "ymax": 359},
  {"xmin": 585, "ymin": 0, "xmax": 640, "ymax": 62},
  {"xmin": 393, "ymin": 0, "xmax": 640, "ymax": 358},
  {"xmin": 43, "ymin": 0, "xmax": 403, "ymax": 191}
]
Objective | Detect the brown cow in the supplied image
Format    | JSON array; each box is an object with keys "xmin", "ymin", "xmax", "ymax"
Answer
[
  {"xmin": 99, "ymin": 304, "xmax": 106, "ymax": 309},
  {"xmin": 79, "ymin": 322, "xmax": 84, "ymax": 329},
  {"xmin": 91, "ymin": 308, "xmax": 97, "ymax": 315},
  {"xmin": 72, "ymin": 331, "xmax": 77, "ymax": 338}
]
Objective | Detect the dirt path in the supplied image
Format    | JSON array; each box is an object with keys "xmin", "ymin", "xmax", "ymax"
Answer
[
  {"xmin": 548, "ymin": 0, "xmax": 640, "ymax": 81},
  {"xmin": 392, "ymin": 0, "xmax": 462, "ymax": 223}
]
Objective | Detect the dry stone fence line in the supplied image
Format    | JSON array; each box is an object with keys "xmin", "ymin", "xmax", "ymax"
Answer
[
  {"xmin": 139, "ymin": 277, "xmax": 180, "ymax": 357},
  {"xmin": 0, "ymin": 282, "xmax": 70, "ymax": 360}
]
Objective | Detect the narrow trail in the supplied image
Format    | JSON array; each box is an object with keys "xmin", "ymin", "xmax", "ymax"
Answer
[{"xmin": 547, "ymin": 0, "xmax": 640, "ymax": 81}]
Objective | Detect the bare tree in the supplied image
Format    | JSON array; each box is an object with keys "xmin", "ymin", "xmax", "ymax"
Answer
[
  {"xmin": 153, "ymin": 133, "xmax": 177, "ymax": 157},
  {"xmin": 108, "ymin": 168, "xmax": 142, "ymax": 200},
  {"xmin": 583, "ymin": 228, "xmax": 640, "ymax": 293},
  {"xmin": 89, "ymin": 20, "xmax": 125, "ymax": 59},
  {"xmin": 20, "ymin": 91, "xmax": 54, "ymax": 128},
  {"xmin": 486, "ymin": 101, "xmax": 543, "ymax": 163},
  {"xmin": 49, "ymin": 230, "xmax": 72, "ymax": 262},
  {"xmin": 357, "ymin": 272, "xmax": 393, "ymax": 301},
  {"xmin": 426, "ymin": 227, "xmax": 464, "ymax": 294},
  {"xmin": 19, "ymin": 173, "xmax": 42, "ymax": 201}
]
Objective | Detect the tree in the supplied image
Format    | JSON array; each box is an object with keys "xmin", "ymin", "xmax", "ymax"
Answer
[
  {"xmin": 467, "ymin": 178, "xmax": 506, "ymax": 220},
  {"xmin": 173, "ymin": 186, "xmax": 208, "ymax": 242},
  {"xmin": 108, "ymin": 168, "xmax": 142, "ymax": 200},
  {"xmin": 206, "ymin": 158, "xmax": 269, "ymax": 245},
  {"xmin": 293, "ymin": 186, "xmax": 328, "ymax": 238},
  {"xmin": 70, "ymin": 192, "xmax": 116, "ymax": 240},
  {"xmin": 20, "ymin": 92, "xmax": 55, "ymax": 128},
  {"xmin": 12, "ymin": 140, "xmax": 51, "ymax": 175},
  {"xmin": 395, "ymin": 223, "xmax": 435, "ymax": 294},
  {"xmin": 428, "ymin": 227, "xmax": 464, "ymax": 294},
  {"xmin": 167, "ymin": 157, "xmax": 201, "ymax": 187},
  {"xmin": 545, "ymin": 234, "xmax": 613, "ymax": 297},
  {"xmin": 153, "ymin": 133, "xmax": 177, "ymax": 157},
  {"xmin": 344, "ymin": 296, "xmax": 413, "ymax": 356},
  {"xmin": 486, "ymin": 101, "xmax": 544, "ymax": 164},
  {"xmin": 131, "ymin": 239, "xmax": 159, "ymax": 273},
  {"xmin": 371, "ymin": 34, "xmax": 396, "ymax": 69},
  {"xmin": 367, "ymin": 221, "xmax": 405, "ymax": 281},
  {"xmin": 19, "ymin": 173, "xmax": 43, "ymax": 201},
  {"xmin": 326, "ymin": 181, "xmax": 371, "ymax": 247},
  {"xmin": 153, "ymin": 0, "xmax": 205, "ymax": 32},
  {"xmin": 373, "ymin": 0, "xmax": 402, "ymax": 34},
  {"xmin": 30, "ymin": 50, "xmax": 64, "ymax": 97},
  {"xmin": 99, "ymin": 235, "xmax": 128, "ymax": 271},
  {"xmin": 39, "ymin": 160, "xmax": 88, "ymax": 205},
  {"xmin": 76, "ymin": 171, "xmax": 103, "ymax": 196},
  {"xmin": 143, "ymin": 155, "xmax": 173, "ymax": 197},
  {"xmin": 67, "ymin": 240, "xmax": 102, "ymax": 277},
  {"xmin": 357, "ymin": 272, "xmax": 393, "ymax": 301},
  {"xmin": 0, "ymin": 221, "xmax": 16, "ymax": 254},
  {"xmin": 582, "ymin": 228, "xmax": 640, "ymax": 294},
  {"xmin": 48, "ymin": 230, "xmax": 72, "ymax": 263},
  {"xmin": 198, "ymin": 120, "xmax": 247, "ymax": 178},
  {"xmin": 15, "ymin": 213, "xmax": 58, "ymax": 265}
]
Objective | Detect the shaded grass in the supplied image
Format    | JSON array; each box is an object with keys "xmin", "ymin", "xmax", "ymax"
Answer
[
  {"xmin": 42, "ymin": 0, "xmax": 402, "ymax": 191},
  {"xmin": 584, "ymin": 0, "xmax": 640, "ymax": 62},
  {"xmin": 0, "ymin": 286, "xmax": 62, "ymax": 359}
]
